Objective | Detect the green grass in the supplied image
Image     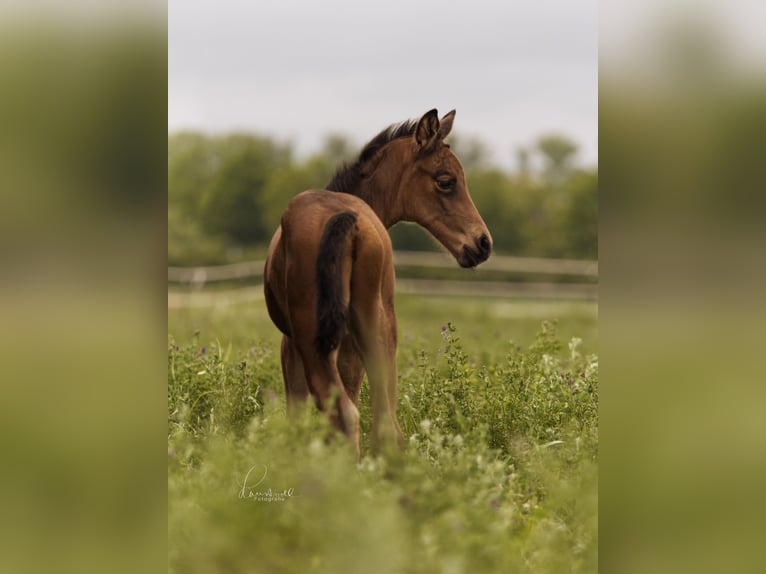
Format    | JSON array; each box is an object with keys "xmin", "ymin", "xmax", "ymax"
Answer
[{"xmin": 168, "ymin": 293, "xmax": 598, "ymax": 573}]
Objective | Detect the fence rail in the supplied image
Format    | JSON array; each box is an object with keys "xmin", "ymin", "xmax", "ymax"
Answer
[
  {"xmin": 168, "ymin": 251, "xmax": 598, "ymax": 285},
  {"xmin": 168, "ymin": 252, "xmax": 598, "ymax": 305},
  {"xmin": 396, "ymin": 279, "xmax": 597, "ymax": 300},
  {"xmin": 168, "ymin": 260, "xmax": 264, "ymax": 284},
  {"xmin": 394, "ymin": 251, "xmax": 597, "ymax": 276},
  {"xmin": 168, "ymin": 281, "xmax": 597, "ymax": 309}
]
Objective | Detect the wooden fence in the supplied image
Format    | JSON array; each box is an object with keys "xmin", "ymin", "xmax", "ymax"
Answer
[
  {"xmin": 168, "ymin": 251, "xmax": 597, "ymax": 306},
  {"xmin": 169, "ymin": 252, "xmax": 597, "ymax": 283}
]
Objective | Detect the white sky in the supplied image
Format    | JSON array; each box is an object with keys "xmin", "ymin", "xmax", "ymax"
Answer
[{"xmin": 169, "ymin": 0, "xmax": 598, "ymax": 169}]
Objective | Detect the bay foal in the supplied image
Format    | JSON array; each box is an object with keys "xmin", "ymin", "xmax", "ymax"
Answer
[{"xmin": 264, "ymin": 109, "xmax": 492, "ymax": 456}]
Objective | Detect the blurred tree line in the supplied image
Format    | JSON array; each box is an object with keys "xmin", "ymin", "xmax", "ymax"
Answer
[{"xmin": 168, "ymin": 131, "xmax": 597, "ymax": 265}]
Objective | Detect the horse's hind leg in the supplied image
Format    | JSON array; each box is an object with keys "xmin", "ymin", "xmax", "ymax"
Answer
[
  {"xmin": 352, "ymin": 297, "xmax": 404, "ymax": 453},
  {"xmin": 302, "ymin": 348, "xmax": 360, "ymax": 458},
  {"xmin": 289, "ymin": 308, "xmax": 360, "ymax": 457},
  {"xmin": 337, "ymin": 335, "xmax": 365, "ymax": 405},
  {"xmin": 281, "ymin": 336, "xmax": 309, "ymax": 417}
]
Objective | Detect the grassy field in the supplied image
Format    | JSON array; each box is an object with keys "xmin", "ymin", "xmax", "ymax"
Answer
[{"xmin": 168, "ymin": 293, "xmax": 598, "ymax": 573}]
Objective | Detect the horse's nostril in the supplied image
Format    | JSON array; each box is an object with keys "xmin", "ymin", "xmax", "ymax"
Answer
[{"xmin": 478, "ymin": 234, "xmax": 491, "ymax": 253}]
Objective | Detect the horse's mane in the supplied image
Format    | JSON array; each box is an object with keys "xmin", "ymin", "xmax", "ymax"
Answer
[{"xmin": 326, "ymin": 119, "xmax": 419, "ymax": 195}]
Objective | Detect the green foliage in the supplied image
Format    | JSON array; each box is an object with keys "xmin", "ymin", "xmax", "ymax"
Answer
[
  {"xmin": 394, "ymin": 321, "xmax": 598, "ymax": 452},
  {"xmin": 168, "ymin": 207, "xmax": 230, "ymax": 266},
  {"xmin": 389, "ymin": 221, "xmax": 439, "ymax": 252},
  {"xmin": 261, "ymin": 155, "xmax": 335, "ymax": 235},
  {"xmin": 168, "ymin": 132, "xmax": 217, "ymax": 215},
  {"xmin": 198, "ymin": 135, "xmax": 292, "ymax": 244},
  {"xmin": 465, "ymin": 168, "xmax": 525, "ymax": 253},
  {"xmin": 168, "ymin": 338, "xmax": 281, "ymax": 439},
  {"xmin": 563, "ymin": 170, "xmax": 599, "ymax": 259},
  {"xmin": 168, "ymin": 318, "xmax": 598, "ymax": 574}
]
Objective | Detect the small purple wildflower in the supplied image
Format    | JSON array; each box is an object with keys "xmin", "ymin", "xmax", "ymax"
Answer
[
  {"xmin": 200, "ymin": 346, "xmax": 207, "ymax": 355},
  {"xmin": 567, "ymin": 379, "xmax": 574, "ymax": 386}
]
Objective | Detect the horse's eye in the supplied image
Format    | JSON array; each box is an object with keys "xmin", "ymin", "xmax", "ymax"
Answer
[{"xmin": 436, "ymin": 179, "xmax": 456, "ymax": 192}]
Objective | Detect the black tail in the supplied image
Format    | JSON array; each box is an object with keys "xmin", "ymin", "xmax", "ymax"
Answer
[{"xmin": 315, "ymin": 212, "xmax": 357, "ymax": 355}]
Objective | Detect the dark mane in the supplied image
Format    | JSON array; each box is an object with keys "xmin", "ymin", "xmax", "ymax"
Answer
[{"xmin": 326, "ymin": 119, "xmax": 419, "ymax": 194}]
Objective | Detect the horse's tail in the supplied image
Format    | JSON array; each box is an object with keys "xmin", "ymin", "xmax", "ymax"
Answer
[{"xmin": 315, "ymin": 211, "xmax": 358, "ymax": 355}]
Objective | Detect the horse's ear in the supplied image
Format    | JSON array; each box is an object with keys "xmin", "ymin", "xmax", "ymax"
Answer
[
  {"xmin": 439, "ymin": 110, "xmax": 456, "ymax": 139},
  {"xmin": 415, "ymin": 109, "xmax": 440, "ymax": 150}
]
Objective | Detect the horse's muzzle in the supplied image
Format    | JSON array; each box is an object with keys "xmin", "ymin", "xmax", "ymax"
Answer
[{"xmin": 459, "ymin": 234, "xmax": 492, "ymax": 268}]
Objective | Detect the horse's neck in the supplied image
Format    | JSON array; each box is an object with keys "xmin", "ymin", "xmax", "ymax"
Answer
[
  {"xmin": 352, "ymin": 182, "xmax": 395, "ymax": 228},
  {"xmin": 354, "ymin": 156, "xmax": 405, "ymax": 229}
]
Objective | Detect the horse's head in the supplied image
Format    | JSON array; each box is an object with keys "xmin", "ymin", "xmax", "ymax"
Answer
[{"xmin": 399, "ymin": 109, "xmax": 492, "ymax": 268}]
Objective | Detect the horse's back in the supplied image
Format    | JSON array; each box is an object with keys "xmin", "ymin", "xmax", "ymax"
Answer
[
  {"xmin": 283, "ymin": 190, "xmax": 382, "ymax": 232},
  {"xmin": 281, "ymin": 190, "xmax": 389, "ymax": 257}
]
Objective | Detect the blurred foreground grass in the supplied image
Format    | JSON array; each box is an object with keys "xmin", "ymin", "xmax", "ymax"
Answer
[{"xmin": 168, "ymin": 296, "xmax": 598, "ymax": 573}]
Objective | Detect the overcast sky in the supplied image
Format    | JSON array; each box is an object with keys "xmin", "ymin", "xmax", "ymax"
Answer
[{"xmin": 169, "ymin": 0, "xmax": 597, "ymax": 169}]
